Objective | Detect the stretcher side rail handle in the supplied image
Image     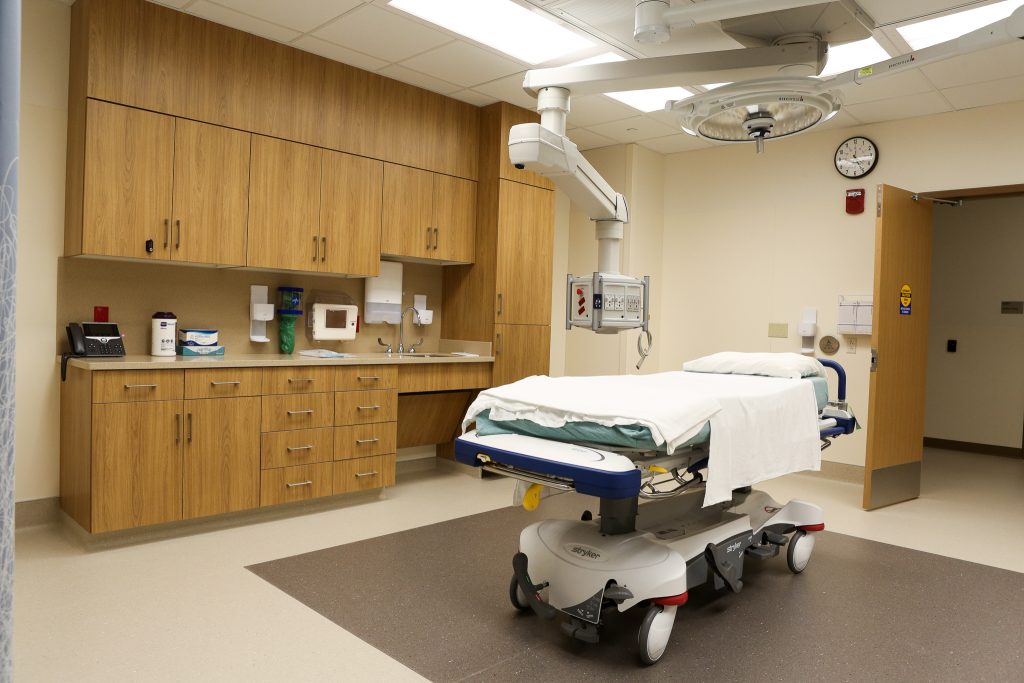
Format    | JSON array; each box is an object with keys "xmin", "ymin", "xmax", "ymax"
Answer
[
  {"xmin": 817, "ymin": 359, "xmax": 847, "ymax": 401},
  {"xmin": 480, "ymin": 461, "xmax": 575, "ymax": 492}
]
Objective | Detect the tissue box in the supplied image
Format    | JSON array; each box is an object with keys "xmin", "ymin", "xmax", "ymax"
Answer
[
  {"xmin": 178, "ymin": 329, "xmax": 218, "ymax": 346},
  {"xmin": 177, "ymin": 345, "xmax": 225, "ymax": 356}
]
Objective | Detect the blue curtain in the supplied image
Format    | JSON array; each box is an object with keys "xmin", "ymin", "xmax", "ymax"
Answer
[{"xmin": 0, "ymin": 0, "xmax": 18, "ymax": 679}]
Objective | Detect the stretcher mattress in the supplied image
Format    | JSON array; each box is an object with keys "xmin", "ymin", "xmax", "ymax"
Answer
[{"xmin": 473, "ymin": 376, "xmax": 828, "ymax": 451}]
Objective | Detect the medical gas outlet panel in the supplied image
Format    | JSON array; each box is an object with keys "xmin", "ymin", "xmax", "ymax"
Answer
[{"xmin": 567, "ymin": 273, "xmax": 649, "ymax": 334}]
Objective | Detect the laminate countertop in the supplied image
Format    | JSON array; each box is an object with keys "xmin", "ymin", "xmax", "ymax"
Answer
[{"xmin": 66, "ymin": 352, "xmax": 494, "ymax": 371}]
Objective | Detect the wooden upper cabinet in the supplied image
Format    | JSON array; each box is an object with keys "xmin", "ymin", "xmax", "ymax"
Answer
[
  {"xmin": 320, "ymin": 151, "xmax": 383, "ymax": 277},
  {"xmin": 247, "ymin": 136, "xmax": 322, "ymax": 272},
  {"xmin": 81, "ymin": 99, "xmax": 174, "ymax": 260},
  {"xmin": 433, "ymin": 174, "xmax": 477, "ymax": 263},
  {"xmin": 251, "ymin": 39, "xmax": 326, "ymax": 147},
  {"xmin": 171, "ymin": 120, "xmax": 251, "ymax": 266},
  {"xmin": 495, "ymin": 180, "xmax": 555, "ymax": 325},
  {"xmin": 381, "ymin": 164, "xmax": 434, "ymax": 260}
]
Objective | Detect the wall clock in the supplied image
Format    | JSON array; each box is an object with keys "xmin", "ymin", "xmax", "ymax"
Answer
[{"xmin": 834, "ymin": 136, "xmax": 878, "ymax": 178}]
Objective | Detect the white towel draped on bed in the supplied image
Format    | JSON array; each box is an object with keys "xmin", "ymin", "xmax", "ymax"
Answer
[{"xmin": 463, "ymin": 371, "xmax": 822, "ymax": 507}]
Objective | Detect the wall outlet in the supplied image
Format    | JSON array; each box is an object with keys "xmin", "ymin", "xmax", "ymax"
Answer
[
  {"xmin": 768, "ymin": 322, "xmax": 789, "ymax": 338},
  {"xmin": 845, "ymin": 335, "xmax": 857, "ymax": 354}
]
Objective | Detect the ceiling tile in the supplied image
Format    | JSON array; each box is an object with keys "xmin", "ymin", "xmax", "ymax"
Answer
[
  {"xmin": 814, "ymin": 109, "xmax": 862, "ymax": 132},
  {"xmin": 314, "ymin": 5, "xmax": 452, "ymax": 63},
  {"xmin": 472, "ymin": 73, "xmax": 538, "ymax": 110},
  {"xmin": 844, "ymin": 90, "xmax": 953, "ymax": 124},
  {"xmin": 637, "ymin": 134, "xmax": 713, "ymax": 155},
  {"xmin": 567, "ymin": 95, "xmax": 639, "ymax": 127},
  {"xmin": 567, "ymin": 128, "xmax": 617, "ymax": 151},
  {"xmin": 400, "ymin": 42, "xmax": 525, "ymax": 88},
  {"xmin": 840, "ymin": 69, "xmax": 935, "ymax": 105},
  {"xmin": 941, "ymin": 74, "xmax": 1024, "ymax": 110},
  {"xmin": 187, "ymin": 1, "xmax": 301, "ymax": 42},
  {"xmin": 290, "ymin": 36, "xmax": 389, "ymax": 72},
  {"xmin": 919, "ymin": 42, "xmax": 1024, "ymax": 90},
  {"xmin": 377, "ymin": 64, "xmax": 462, "ymax": 96},
  {"xmin": 586, "ymin": 115, "xmax": 679, "ymax": 143},
  {"xmin": 213, "ymin": 0, "xmax": 363, "ymax": 33},
  {"xmin": 449, "ymin": 90, "xmax": 500, "ymax": 107},
  {"xmin": 853, "ymin": 1, "xmax": 952, "ymax": 26}
]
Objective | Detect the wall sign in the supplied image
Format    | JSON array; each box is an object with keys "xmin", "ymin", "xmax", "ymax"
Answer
[{"xmin": 899, "ymin": 284, "xmax": 912, "ymax": 315}]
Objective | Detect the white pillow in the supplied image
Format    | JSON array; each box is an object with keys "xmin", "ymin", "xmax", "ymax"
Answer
[{"xmin": 683, "ymin": 352, "xmax": 826, "ymax": 379}]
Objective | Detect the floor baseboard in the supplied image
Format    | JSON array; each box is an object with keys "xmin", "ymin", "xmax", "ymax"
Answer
[
  {"xmin": 807, "ymin": 460, "xmax": 864, "ymax": 484},
  {"xmin": 924, "ymin": 437, "xmax": 1023, "ymax": 458},
  {"xmin": 15, "ymin": 497, "xmax": 61, "ymax": 528}
]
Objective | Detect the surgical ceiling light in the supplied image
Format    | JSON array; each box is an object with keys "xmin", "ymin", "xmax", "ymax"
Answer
[
  {"xmin": 897, "ymin": 0, "xmax": 1024, "ymax": 49},
  {"xmin": 387, "ymin": 0, "xmax": 594, "ymax": 65}
]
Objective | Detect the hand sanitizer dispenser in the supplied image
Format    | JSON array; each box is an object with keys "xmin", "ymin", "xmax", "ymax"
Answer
[{"xmin": 364, "ymin": 262, "xmax": 402, "ymax": 325}]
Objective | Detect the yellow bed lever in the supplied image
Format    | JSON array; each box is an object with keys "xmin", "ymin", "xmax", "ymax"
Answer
[
  {"xmin": 649, "ymin": 465, "xmax": 669, "ymax": 474},
  {"xmin": 522, "ymin": 483, "xmax": 544, "ymax": 511}
]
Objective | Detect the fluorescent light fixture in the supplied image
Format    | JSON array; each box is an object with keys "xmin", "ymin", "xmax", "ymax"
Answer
[
  {"xmin": 605, "ymin": 86, "xmax": 694, "ymax": 113},
  {"xmin": 564, "ymin": 52, "xmax": 626, "ymax": 68},
  {"xmin": 819, "ymin": 38, "xmax": 890, "ymax": 77},
  {"xmin": 897, "ymin": 0, "xmax": 1024, "ymax": 49},
  {"xmin": 387, "ymin": 0, "xmax": 594, "ymax": 64}
]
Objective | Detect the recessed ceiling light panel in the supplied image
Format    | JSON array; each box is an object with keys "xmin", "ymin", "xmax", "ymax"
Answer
[
  {"xmin": 897, "ymin": 0, "xmax": 1024, "ymax": 49},
  {"xmin": 606, "ymin": 86, "xmax": 694, "ymax": 113}
]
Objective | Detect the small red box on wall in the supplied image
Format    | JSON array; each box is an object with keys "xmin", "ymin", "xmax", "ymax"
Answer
[{"xmin": 846, "ymin": 188, "xmax": 865, "ymax": 214}]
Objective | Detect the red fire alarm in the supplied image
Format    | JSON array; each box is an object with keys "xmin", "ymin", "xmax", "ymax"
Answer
[{"xmin": 846, "ymin": 188, "xmax": 865, "ymax": 214}]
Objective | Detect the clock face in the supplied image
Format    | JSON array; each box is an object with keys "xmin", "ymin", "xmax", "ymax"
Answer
[{"xmin": 834, "ymin": 136, "xmax": 878, "ymax": 178}]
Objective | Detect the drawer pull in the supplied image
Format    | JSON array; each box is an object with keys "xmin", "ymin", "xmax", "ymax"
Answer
[
  {"xmin": 287, "ymin": 409, "xmax": 314, "ymax": 415},
  {"xmin": 286, "ymin": 480, "xmax": 313, "ymax": 488},
  {"xmin": 355, "ymin": 438, "xmax": 380, "ymax": 444},
  {"xmin": 287, "ymin": 444, "xmax": 314, "ymax": 452},
  {"xmin": 287, "ymin": 378, "xmax": 315, "ymax": 383},
  {"xmin": 210, "ymin": 380, "xmax": 242, "ymax": 386},
  {"xmin": 357, "ymin": 376, "xmax": 380, "ymax": 381},
  {"xmin": 356, "ymin": 405, "xmax": 381, "ymax": 411},
  {"xmin": 354, "ymin": 471, "xmax": 379, "ymax": 478},
  {"xmin": 124, "ymin": 383, "xmax": 158, "ymax": 389}
]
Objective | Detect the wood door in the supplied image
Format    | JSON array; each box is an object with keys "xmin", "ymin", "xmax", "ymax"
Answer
[
  {"xmin": 82, "ymin": 100, "xmax": 175, "ymax": 260},
  {"xmin": 250, "ymin": 39, "xmax": 325, "ymax": 146},
  {"xmin": 320, "ymin": 150, "xmax": 383, "ymax": 276},
  {"xmin": 433, "ymin": 174, "xmax": 477, "ymax": 263},
  {"xmin": 493, "ymin": 324, "xmax": 551, "ymax": 387},
  {"xmin": 92, "ymin": 400, "xmax": 182, "ymax": 532},
  {"xmin": 247, "ymin": 136, "xmax": 322, "ymax": 271},
  {"xmin": 171, "ymin": 119, "xmax": 250, "ymax": 266},
  {"xmin": 183, "ymin": 397, "xmax": 261, "ymax": 519},
  {"xmin": 864, "ymin": 185, "xmax": 934, "ymax": 510},
  {"xmin": 495, "ymin": 180, "xmax": 555, "ymax": 325},
  {"xmin": 381, "ymin": 163, "xmax": 433, "ymax": 259}
]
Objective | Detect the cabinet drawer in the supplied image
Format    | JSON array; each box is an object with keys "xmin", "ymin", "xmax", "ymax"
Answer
[
  {"xmin": 262, "ymin": 366, "xmax": 333, "ymax": 395},
  {"xmin": 261, "ymin": 428, "xmax": 334, "ymax": 469},
  {"xmin": 335, "ymin": 389, "xmax": 397, "ymax": 425},
  {"xmin": 92, "ymin": 370, "xmax": 184, "ymax": 403},
  {"xmin": 185, "ymin": 367, "xmax": 263, "ymax": 399},
  {"xmin": 261, "ymin": 393, "xmax": 334, "ymax": 432},
  {"xmin": 335, "ymin": 365, "xmax": 397, "ymax": 392},
  {"xmin": 260, "ymin": 463, "xmax": 333, "ymax": 507},
  {"xmin": 333, "ymin": 454, "xmax": 396, "ymax": 494},
  {"xmin": 334, "ymin": 422, "xmax": 397, "ymax": 460}
]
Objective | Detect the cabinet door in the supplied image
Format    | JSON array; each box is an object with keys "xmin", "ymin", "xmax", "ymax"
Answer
[
  {"xmin": 183, "ymin": 397, "xmax": 261, "ymax": 519},
  {"xmin": 172, "ymin": 119, "xmax": 251, "ymax": 266},
  {"xmin": 493, "ymin": 324, "xmax": 550, "ymax": 387},
  {"xmin": 247, "ymin": 136, "xmax": 322, "ymax": 271},
  {"xmin": 433, "ymin": 174, "xmax": 476, "ymax": 263},
  {"xmin": 82, "ymin": 100, "xmax": 175, "ymax": 260},
  {"xmin": 381, "ymin": 163, "xmax": 433, "ymax": 259},
  {"xmin": 92, "ymin": 400, "xmax": 182, "ymax": 532},
  {"xmin": 320, "ymin": 151, "xmax": 383, "ymax": 276},
  {"xmin": 495, "ymin": 180, "xmax": 555, "ymax": 325}
]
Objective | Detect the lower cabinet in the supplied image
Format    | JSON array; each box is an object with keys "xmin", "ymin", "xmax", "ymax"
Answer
[
  {"xmin": 493, "ymin": 323, "xmax": 551, "ymax": 386},
  {"xmin": 183, "ymin": 396, "xmax": 261, "ymax": 519},
  {"xmin": 334, "ymin": 454, "xmax": 397, "ymax": 493},
  {"xmin": 260, "ymin": 462, "xmax": 335, "ymax": 506}
]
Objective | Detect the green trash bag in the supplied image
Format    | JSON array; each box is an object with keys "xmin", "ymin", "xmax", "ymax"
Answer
[{"xmin": 279, "ymin": 315, "xmax": 299, "ymax": 354}]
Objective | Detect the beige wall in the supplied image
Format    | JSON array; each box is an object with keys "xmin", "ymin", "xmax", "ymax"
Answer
[{"xmin": 926, "ymin": 195, "xmax": 1024, "ymax": 449}]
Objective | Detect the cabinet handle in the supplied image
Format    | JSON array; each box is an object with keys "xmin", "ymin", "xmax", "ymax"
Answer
[
  {"xmin": 175, "ymin": 413, "xmax": 181, "ymax": 444},
  {"xmin": 124, "ymin": 383, "xmax": 158, "ymax": 389},
  {"xmin": 287, "ymin": 444, "xmax": 314, "ymax": 452},
  {"xmin": 497, "ymin": 293, "xmax": 502, "ymax": 315},
  {"xmin": 426, "ymin": 226, "xmax": 432, "ymax": 250},
  {"xmin": 321, "ymin": 236, "xmax": 327, "ymax": 262},
  {"xmin": 496, "ymin": 333, "xmax": 501, "ymax": 355},
  {"xmin": 287, "ymin": 409, "xmax": 314, "ymax": 415},
  {"xmin": 286, "ymin": 480, "xmax": 313, "ymax": 488},
  {"xmin": 187, "ymin": 413, "xmax": 193, "ymax": 443},
  {"xmin": 433, "ymin": 227, "xmax": 439, "ymax": 251},
  {"xmin": 313, "ymin": 235, "xmax": 318, "ymax": 262},
  {"xmin": 163, "ymin": 218, "xmax": 170, "ymax": 249},
  {"xmin": 356, "ymin": 405, "xmax": 381, "ymax": 411},
  {"xmin": 356, "ymin": 375, "xmax": 380, "ymax": 381},
  {"xmin": 210, "ymin": 380, "xmax": 241, "ymax": 386},
  {"xmin": 355, "ymin": 438, "xmax": 380, "ymax": 444},
  {"xmin": 175, "ymin": 219, "xmax": 181, "ymax": 249},
  {"xmin": 288, "ymin": 378, "xmax": 315, "ymax": 384},
  {"xmin": 354, "ymin": 471, "xmax": 379, "ymax": 478}
]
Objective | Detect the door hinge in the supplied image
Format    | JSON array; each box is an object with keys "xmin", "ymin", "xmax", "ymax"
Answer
[{"xmin": 870, "ymin": 348, "xmax": 878, "ymax": 372}]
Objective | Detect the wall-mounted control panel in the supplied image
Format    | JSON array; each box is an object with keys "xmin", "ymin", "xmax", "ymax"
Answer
[{"xmin": 567, "ymin": 273, "xmax": 649, "ymax": 334}]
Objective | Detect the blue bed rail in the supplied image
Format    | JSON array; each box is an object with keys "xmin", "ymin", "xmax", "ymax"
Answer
[{"xmin": 817, "ymin": 358, "xmax": 846, "ymax": 401}]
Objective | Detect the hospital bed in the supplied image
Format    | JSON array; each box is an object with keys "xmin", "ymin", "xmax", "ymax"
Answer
[{"xmin": 454, "ymin": 357, "xmax": 855, "ymax": 665}]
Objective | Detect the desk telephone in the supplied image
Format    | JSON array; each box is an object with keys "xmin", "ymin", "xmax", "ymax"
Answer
[{"xmin": 62, "ymin": 322, "xmax": 125, "ymax": 381}]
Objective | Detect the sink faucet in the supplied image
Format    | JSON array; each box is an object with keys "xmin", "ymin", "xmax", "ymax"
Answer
[{"xmin": 398, "ymin": 306, "xmax": 424, "ymax": 354}]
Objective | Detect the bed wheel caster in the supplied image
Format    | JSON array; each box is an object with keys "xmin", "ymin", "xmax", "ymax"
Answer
[
  {"xmin": 509, "ymin": 575, "xmax": 530, "ymax": 611},
  {"xmin": 638, "ymin": 604, "xmax": 677, "ymax": 665},
  {"xmin": 787, "ymin": 529, "xmax": 816, "ymax": 574}
]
